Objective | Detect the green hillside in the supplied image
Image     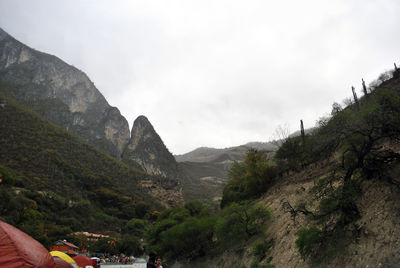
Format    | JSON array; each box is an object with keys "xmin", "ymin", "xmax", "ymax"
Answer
[
  {"xmin": 0, "ymin": 92, "xmax": 163, "ymax": 247},
  {"xmin": 145, "ymin": 68, "xmax": 400, "ymax": 267},
  {"xmin": 179, "ymin": 161, "xmax": 228, "ymax": 202}
]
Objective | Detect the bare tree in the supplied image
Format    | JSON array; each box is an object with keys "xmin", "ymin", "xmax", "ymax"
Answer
[{"xmin": 272, "ymin": 124, "xmax": 291, "ymax": 147}]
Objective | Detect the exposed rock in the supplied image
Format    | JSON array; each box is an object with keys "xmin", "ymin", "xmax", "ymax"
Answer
[
  {"xmin": 0, "ymin": 27, "xmax": 130, "ymax": 158},
  {"xmin": 123, "ymin": 115, "xmax": 179, "ymax": 179},
  {"xmin": 0, "ymin": 28, "xmax": 184, "ymax": 207},
  {"xmin": 139, "ymin": 178, "xmax": 184, "ymax": 208}
]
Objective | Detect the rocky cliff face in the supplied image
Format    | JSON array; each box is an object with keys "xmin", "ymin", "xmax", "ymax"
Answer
[
  {"xmin": 0, "ymin": 27, "xmax": 130, "ymax": 158},
  {"xmin": 0, "ymin": 27, "xmax": 184, "ymax": 206},
  {"xmin": 123, "ymin": 116, "xmax": 179, "ymax": 179}
]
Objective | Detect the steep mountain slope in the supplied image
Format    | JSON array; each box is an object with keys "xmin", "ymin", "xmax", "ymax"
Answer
[
  {"xmin": 0, "ymin": 27, "xmax": 130, "ymax": 158},
  {"xmin": 123, "ymin": 115, "xmax": 179, "ymax": 179},
  {"xmin": 0, "ymin": 28, "xmax": 182, "ymax": 183},
  {"xmin": 171, "ymin": 164, "xmax": 400, "ymax": 268},
  {"xmin": 178, "ymin": 161, "xmax": 229, "ymax": 202},
  {"xmin": 168, "ymin": 69, "xmax": 400, "ymax": 268},
  {"xmin": 0, "ymin": 94, "xmax": 183, "ymax": 238}
]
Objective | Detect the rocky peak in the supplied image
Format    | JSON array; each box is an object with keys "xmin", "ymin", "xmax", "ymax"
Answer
[
  {"xmin": 122, "ymin": 115, "xmax": 179, "ymax": 179},
  {"xmin": 0, "ymin": 28, "xmax": 180, "ymax": 181},
  {"xmin": 0, "ymin": 27, "xmax": 8, "ymax": 41},
  {"xmin": 0, "ymin": 28, "xmax": 130, "ymax": 158}
]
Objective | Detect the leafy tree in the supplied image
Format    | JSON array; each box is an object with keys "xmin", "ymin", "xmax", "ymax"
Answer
[
  {"xmin": 157, "ymin": 216, "xmax": 217, "ymax": 260},
  {"xmin": 215, "ymin": 202, "xmax": 271, "ymax": 245},
  {"xmin": 92, "ymin": 237, "xmax": 118, "ymax": 255},
  {"xmin": 146, "ymin": 203, "xmax": 217, "ymax": 260},
  {"xmin": 125, "ymin": 218, "xmax": 148, "ymax": 237},
  {"xmin": 274, "ymin": 136, "xmax": 303, "ymax": 171},
  {"xmin": 117, "ymin": 235, "xmax": 143, "ymax": 256},
  {"xmin": 222, "ymin": 150, "xmax": 277, "ymax": 206},
  {"xmin": 184, "ymin": 200, "xmax": 211, "ymax": 217}
]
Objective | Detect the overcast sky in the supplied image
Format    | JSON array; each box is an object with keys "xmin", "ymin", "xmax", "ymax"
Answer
[{"xmin": 0, "ymin": 0, "xmax": 399, "ymax": 154}]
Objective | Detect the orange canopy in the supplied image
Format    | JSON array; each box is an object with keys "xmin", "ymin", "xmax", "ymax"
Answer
[
  {"xmin": 0, "ymin": 220, "xmax": 56, "ymax": 268},
  {"xmin": 73, "ymin": 255, "xmax": 97, "ymax": 268},
  {"xmin": 53, "ymin": 257, "xmax": 74, "ymax": 268}
]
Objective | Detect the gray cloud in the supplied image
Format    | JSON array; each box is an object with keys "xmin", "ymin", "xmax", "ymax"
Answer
[{"xmin": 1, "ymin": 0, "xmax": 399, "ymax": 154}]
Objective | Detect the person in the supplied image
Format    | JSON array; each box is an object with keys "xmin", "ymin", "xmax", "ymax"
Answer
[
  {"xmin": 156, "ymin": 257, "xmax": 163, "ymax": 268},
  {"xmin": 147, "ymin": 251, "xmax": 157, "ymax": 268}
]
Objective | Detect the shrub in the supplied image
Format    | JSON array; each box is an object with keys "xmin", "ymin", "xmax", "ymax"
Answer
[
  {"xmin": 0, "ymin": 165, "xmax": 15, "ymax": 185},
  {"xmin": 252, "ymin": 240, "xmax": 273, "ymax": 261},
  {"xmin": 216, "ymin": 202, "xmax": 271, "ymax": 245},
  {"xmin": 296, "ymin": 227, "xmax": 322, "ymax": 260},
  {"xmin": 221, "ymin": 150, "xmax": 277, "ymax": 206},
  {"xmin": 125, "ymin": 218, "xmax": 148, "ymax": 237}
]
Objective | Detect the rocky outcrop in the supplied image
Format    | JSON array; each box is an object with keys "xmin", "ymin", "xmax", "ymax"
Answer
[
  {"xmin": 123, "ymin": 116, "xmax": 179, "ymax": 179},
  {"xmin": 0, "ymin": 28, "xmax": 183, "ymax": 205},
  {"xmin": 139, "ymin": 178, "xmax": 184, "ymax": 208},
  {"xmin": 0, "ymin": 27, "xmax": 130, "ymax": 158}
]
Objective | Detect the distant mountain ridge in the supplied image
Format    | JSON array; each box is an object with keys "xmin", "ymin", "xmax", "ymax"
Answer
[
  {"xmin": 175, "ymin": 142, "xmax": 278, "ymax": 163},
  {"xmin": 175, "ymin": 142, "xmax": 278, "ymax": 202},
  {"xmin": 0, "ymin": 27, "xmax": 178, "ymax": 179}
]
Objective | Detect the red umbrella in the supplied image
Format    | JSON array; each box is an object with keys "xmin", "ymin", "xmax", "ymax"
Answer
[
  {"xmin": 53, "ymin": 257, "xmax": 74, "ymax": 268},
  {"xmin": 0, "ymin": 220, "xmax": 56, "ymax": 268},
  {"xmin": 73, "ymin": 255, "xmax": 98, "ymax": 268}
]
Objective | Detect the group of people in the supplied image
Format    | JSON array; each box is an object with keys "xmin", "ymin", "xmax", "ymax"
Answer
[{"xmin": 147, "ymin": 252, "xmax": 163, "ymax": 268}]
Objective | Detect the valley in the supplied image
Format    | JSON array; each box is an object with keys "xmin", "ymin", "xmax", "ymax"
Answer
[{"xmin": 1, "ymin": 26, "xmax": 400, "ymax": 268}]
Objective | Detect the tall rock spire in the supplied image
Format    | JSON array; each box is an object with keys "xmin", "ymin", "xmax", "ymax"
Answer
[{"xmin": 122, "ymin": 115, "xmax": 179, "ymax": 179}]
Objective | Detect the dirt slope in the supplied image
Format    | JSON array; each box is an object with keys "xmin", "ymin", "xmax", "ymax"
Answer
[{"xmin": 171, "ymin": 160, "xmax": 400, "ymax": 268}]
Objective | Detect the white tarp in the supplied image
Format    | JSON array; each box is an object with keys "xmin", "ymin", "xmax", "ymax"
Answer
[{"xmin": 100, "ymin": 261, "xmax": 146, "ymax": 268}]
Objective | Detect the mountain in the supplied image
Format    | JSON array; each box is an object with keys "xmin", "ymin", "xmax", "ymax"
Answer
[
  {"xmin": 175, "ymin": 142, "xmax": 278, "ymax": 163},
  {"xmin": 175, "ymin": 142, "xmax": 278, "ymax": 202},
  {"xmin": 0, "ymin": 27, "xmax": 182, "ymax": 183},
  {"xmin": 122, "ymin": 115, "xmax": 179, "ymax": 178},
  {"xmin": 0, "ymin": 27, "xmax": 130, "ymax": 158},
  {"xmin": 146, "ymin": 67, "xmax": 400, "ymax": 267},
  {"xmin": 0, "ymin": 93, "xmax": 183, "ymax": 246}
]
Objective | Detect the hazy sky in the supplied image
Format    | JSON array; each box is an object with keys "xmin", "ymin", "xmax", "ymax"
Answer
[{"xmin": 0, "ymin": 0, "xmax": 399, "ymax": 154}]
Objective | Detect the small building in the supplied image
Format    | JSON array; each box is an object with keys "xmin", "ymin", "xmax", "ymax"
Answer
[
  {"xmin": 74, "ymin": 231, "xmax": 110, "ymax": 242},
  {"xmin": 50, "ymin": 240, "xmax": 79, "ymax": 255}
]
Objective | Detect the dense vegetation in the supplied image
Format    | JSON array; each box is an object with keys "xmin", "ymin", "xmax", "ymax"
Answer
[
  {"xmin": 146, "ymin": 200, "xmax": 271, "ymax": 265},
  {"xmin": 221, "ymin": 149, "xmax": 278, "ymax": 207},
  {"xmin": 0, "ymin": 93, "xmax": 163, "ymax": 249},
  {"xmin": 289, "ymin": 74, "xmax": 400, "ymax": 264},
  {"xmin": 199, "ymin": 68, "xmax": 399, "ymax": 266},
  {"xmin": 1, "ymin": 66, "xmax": 399, "ymax": 267}
]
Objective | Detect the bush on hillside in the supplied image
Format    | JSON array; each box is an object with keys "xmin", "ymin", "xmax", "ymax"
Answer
[
  {"xmin": 215, "ymin": 202, "xmax": 271, "ymax": 246},
  {"xmin": 221, "ymin": 150, "xmax": 277, "ymax": 207},
  {"xmin": 146, "ymin": 202, "xmax": 216, "ymax": 260}
]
